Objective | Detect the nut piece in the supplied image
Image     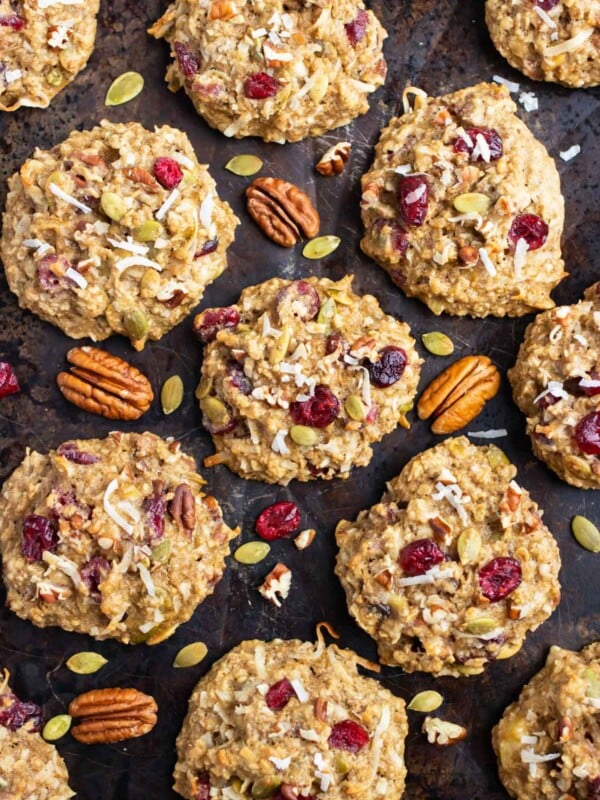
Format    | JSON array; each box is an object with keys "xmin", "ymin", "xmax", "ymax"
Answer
[
  {"xmin": 294, "ymin": 528, "xmax": 316, "ymax": 550},
  {"xmin": 56, "ymin": 347, "xmax": 154, "ymax": 421},
  {"xmin": 417, "ymin": 355, "xmax": 500, "ymax": 434},
  {"xmin": 259, "ymin": 562, "xmax": 292, "ymax": 607},
  {"xmin": 68, "ymin": 687, "xmax": 158, "ymax": 744},
  {"xmin": 246, "ymin": 177, "xmax": 320, "ymax": 248},
  {"xmin": 422, "ymin": 716, "xmax": 467, "ymax": 746},
  {"xmin": 316, "ymin": 142, "xmax": 351, "ymax": 176},
  {"xmin": 169, "ymin": 484, "xmax": 195, "ymax": 534}
]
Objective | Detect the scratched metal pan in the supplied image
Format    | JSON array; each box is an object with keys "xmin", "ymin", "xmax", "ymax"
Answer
[{"xmin": 0, "ymin": 1, "xmax": 598, "ymax": 798}]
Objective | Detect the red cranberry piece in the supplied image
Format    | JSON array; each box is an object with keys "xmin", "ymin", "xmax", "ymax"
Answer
[
  {"xmin": 588, "ymin": 777, "xmax": 600, "ymax": 800},
  {"xmin": 37, "ymin": 255, "xmax": 62, "ymax": 292},
  {"xmin": 154, "ymin": 157, "xmax": 183, "ymax": 190},
  {"xmin": 398, "ymin": 174, "xmax": 429, "ymax": 227},
  {"xmin": 534, "ymin": 0, "xmax": 559, "ymax": 9},
  {"xmin": 194, "ymin": 307, "xmax": 240, "ymax": 343},
  {"xmin": 290, "ymin": 385, "xmax": 340, "ymax": 429},
  {"xmin": 478, "ymin": 557, "xmax": 522, "ymax": 601},
  {"xmin": 143, "ymin": 481, "xmax": 166, "ymax": 543},
  {"xmin": 325, "ymin": 333, "xmax": 348, "ymax": 356},
  {"xmin": 265, "ymin": 677, "xmax": 297, "ymax": 710},
  {"xmin": 364, "ymin": 346, "xmax": 407, "ymax": 388},
  {"xmin": 345, "ymin": 9, "xmax": 369, "ymax": 45},
  {"xmin": 255, "ymin": 501, "xmax": 301, "ymax": 541},
  {"xmin": 390, "ymin": 268, "xmax": 407, "ymax": 287},
  {"xmin": 508, "ymin": 214, "xmax": 548, "ymax": 251},
  {"xmin": 21, "ymin": 514, "xmax": 59, "ymax": 562},
  {"xmin": 174, "ymin": 42, "xmax": 200, "ymax": 78},
  {"xmin": 574, "ymin": 412, "xmax": 600, "ymax": 455},
  {"xmin": 81, "ymin": 556, "xmax": 110, "ymax": 601},
  {"xmin": 0, "ymin": 362, "xmax": 19, "ymax": 398},
  {"xmin": 453, "ymin": 127, "xmax": 503, "ymax": 162},
  {"xmin": 194, "ymin": 772, "xmax": 211, "ymax": 800},
  {"xmin": 57, "ymin": 442, "xmax": 100, "ymax": 464},
  {"xmin": 565, "ymin": 372, "xmax": 600, "ymax": 397},
  {"xmin": 373, "ymin": 219, "xmax": 409, "ymax": 257},
  {"xmin": 0, "ymin": 694, "xmax": 42, "ymax": 732},
  {"xmin": 0, "ymin": 14, "xmax": 25, "ymax": 31},
  {"xmin": 399, "ymin": 538, "xmax": 444, "ymax": 576},
  {"xmin": 328, "ymin": 720, "xmax": 370, "ymax": 752},
  {"xmin": 275, "ymin": 281, "xmax": 321, "ymax": 323},
  {"xmin": 227, "ymin": 361, "xmax": 252, "ymax": 395},
  {"xmin": 243, "ymin": 72, "xmax": 280, "ymax": 99},
  {"xmin": 195, "ymin": 238, "xmax": 219, "ymax": 257}
]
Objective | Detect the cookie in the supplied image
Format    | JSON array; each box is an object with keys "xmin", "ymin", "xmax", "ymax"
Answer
[
  {"xmin": 360, "ymin": 82, "xmax": 565, "ymax": 317},
  {"xmin": 0, "ymin": 0, "xmax": 99, "ymax": 111},
  {"xmin": 486, "ymin": 0, "xmax": 600, "ymax": 89},
  {"xmin": 0, "ymin": 669, "xmax": 74, "ymax": 800},
  {"xmin": 508, "ymin": 284, "xmax": 600, "ymax": 489},
  {"xmin": 493, "ymin": 642, "xmax": 600, "ymax": 800},
  {"xmin": 173, "ymin": 635, "xmax": 408, "ymax": 799},
  {"xmin": 1, "ymin": 120, "xmax": 238, "ymax": 349},
  {"xmin": 148, "ymin": 0, "xmax": 387, "ymax": 143},
  {"xmin": 0, "ymin": 432, "xmax": 238, "ymax": 644},
  {"xmin": 195, "ymin": 275, "xmax": 422, "ymax": 485},
  {"xmin": 335, "ymin": 436, "xmax": 561, "ymax": 677}
]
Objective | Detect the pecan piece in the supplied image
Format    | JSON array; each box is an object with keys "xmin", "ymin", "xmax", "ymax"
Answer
[
  {"xmin": 246, "ymin": 177, "xmax": 320, "ymax": 248},
  {"xmin": 69, "ymin": 687, "xmax": 158, "ymax": 744},
  {"xmin": 316, "ymin": 142, "xmax": 351, "ymax": 176},
  {"xmin": 422, "ymin": 716, "xmax": 467, "ymax": 746},
  {"xmin": 122, "ymin": 166, "xmax": 161, "ymax": 192},
  {"xmin": 417, "ymin": 355, "xmax": 500, "ymax": 434},
  {"xmin": 259, "ymin": 562, "xmax": 292, "ymax": 607},
  {"xmin": 56, "ymin": 347, "xmax": 154, "ymax": 420},
  {"xmin": 169, "ymin": 483, "xmax": 195, "ymax": 534}
]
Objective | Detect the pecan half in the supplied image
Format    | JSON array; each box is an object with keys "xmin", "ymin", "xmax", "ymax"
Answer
[
  {"xmin": 246, "ymin": 177, "xmax": 320, "ymax": 248},
  {"xmin": 417, "ymin": 355, "xmax": 500, "ymax": 434},
  {"xmin": 69, "ymin": 687, "xmax": 158, "ymax": 744},
  {"xmin": 169, "ymin": 484, "xmax": 195, "ymax": 534},
  {"xmin": 315, "ymin": 142, "xmax": 351, "ymax": 176},
  {"xmin": 56, "ymin": 347, "xmax": 154, "ymax": 420}
]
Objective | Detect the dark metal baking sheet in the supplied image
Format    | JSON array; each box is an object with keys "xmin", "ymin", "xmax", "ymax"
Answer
[{"xmin": 1, "ymin": 1, "xmax": 599, "ymax": 797}]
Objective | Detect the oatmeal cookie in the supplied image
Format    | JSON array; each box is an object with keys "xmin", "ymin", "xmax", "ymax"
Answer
[
  {"xmin": 173, "ymin": 635, "xmax": 407, "ymax": 799},
  {"xmin": 1, "ymin": 120, "xmax": 238, "ymax": 349},
  {"xmin": 486, "ymin": 0, "xmax": 600, "ymax": 88},
  {"xmin": 148, "ymin": 0, "xmax": 387, "ymax": 143},
  {"xmin": 0, "ymin": 0, "xmax": 99, "ymax": 111},
  {"xmin": 493, "ymin": 642, "xmax": 600, "ymax": 799},
  {"xmin": 0, "ymin": 669, "xmax": 74, "ymax": 800},
  {"xmin": 0, "ymin": 432, "xmax": 238, "ymax": 644},
  {"xmin": 509, "ymin": 284, "xmax": 600, "ymax": 489},
  {"xmin": 195, "ymin": 275, "xmax": 422, "ymax": 484},
  {"xmin": 335, "ymin": 436, "xmax": 561, "ymax": 677},
  {"xmin": 360, "ymin": 82, "xmax": 565, "ymax": 317}
]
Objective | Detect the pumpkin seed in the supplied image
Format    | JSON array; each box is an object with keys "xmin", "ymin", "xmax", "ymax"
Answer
[
  {"xmin": 161, "ymin": 375, "xmax": 184, "ymax": 415},
  {"xmin": 302, "ymin": 235, "xmax": 341, "ymax": 260},
  {"xmin": 486, "ymin": 446, "xmax": 510, "ymax": 468},
  {"xmin": 496, "ymin": 639, "xmax": 522, "ymax": 660},
  {"xmin": 46, "ymin": 67, "xmax": 63, "ymax": 86},
  {"xmin": 66, "ymin": 651, "xmax": 108, "ymax": 675},
  {"xmin": 252, "ymin": 779, "xmax": 282, "ymax": 799},
  {"xmin": 457, "ymin": 528, "xmax": 482, "ymax": 565},
  {"xmin": 123, "ymin": 309, "xmax": 149, "ymax": 342},
  {"xmin": 42, "ymin": 714, "xmax": 72, "ymax": 742},
  {"xmin": 584, "ymin": 667, "xmax": 600, "ymax": 698},
  {"xmin": 100, "ymin": 191, "xmax": 127, "ymax": 222},
  {"xmin": 145, "ymin": 623, "xmax": 179, "ymax": 646},
  {"xmin": 309, "ymin": 71, "xmax": 329, "ymax": 103},
  {"xmin": 453, "ymin": 192, "xmax": 491, "ymax": 214},
  {"xmin": 462, "ymin": 617, "xmax": 498, "ymax": 635},
  {"xmin": 317, "ymin": 297, "xmax": 337, "ymax": 327},
  {"xmin": 422, "ymin": 331, "xmax": 454, "ymax": 357},
  {"xmin": 455, "ymin": 664, "xmax": 485, "ymax": 676},
  {"xmin": 134, "ymin": 219, "xmax": 164, "ymax": 243},
  {"xmin": 139, "ymin": 268, "xmax": 161, "ymax": 299},
  {"xmin": 225, "ymin": 154, "xmax": 263, "ymax": 177},
  {"xmin": 234, "ymin": 541, "xmax": 271, "ymax": 565},
  {"xmin": 269, "ymin": 326, "xmax": 291, "ymax": 365},
  {"xmin": 290, "ymin": 424, "xmax": 318, "ymax": 446},
  {"xmin": 152, "ymin": 537, "xmax": 172, "ymax": 564},
  {"xmin": 571, "ymin": 515, "xmax": 600, "ymax": 553},
  {"xmin": 407, "ymin": 690, "xmax": 443, "ymax": 713},
  {"xmin": 196, "ymin": 375, "xmax": 213, "ymax": 400},
  {"xmin": 105, "ymin": 71, "xmax": 144, "ymax": 106},
  {"xmin": 173, "ymin": 641, "xmax": 208, "ymax": 669},
  {"xmin": 345, "ymin": 394, "xmax": 367, "ymax": 421},
  {"xmin": 334, "ymin": 755, "xmax": 350, "ymax": 775},
  {"xmin": 200, "ymin": 396, "xmax": 230, "ymax": 425}
]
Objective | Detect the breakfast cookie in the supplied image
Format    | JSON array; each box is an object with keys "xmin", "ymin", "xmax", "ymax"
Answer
[
  {"xmin": 148, "ymin": 0, "xmax": 387, "ymax": 143},
  {"xmin": 509, "ymin": 284, "xmax": 600, "ymax": 489},
  {"xmin": 0, "ymin": 431, "xmax": 238, "ymax": 644},
  {"xmin": 493, "ymin": 642, "xmax": 600, "ymax": 800},
  {"xmin": 195, "ymin": 275, "xmax": 422, "ymax": 485},
  {"xmin": 1, "ymin": 120, "xmax": 238, "ymax": 349},
  {"xmin": 0, "ymin": 0, "xmax": 99, "ymax": 111},
  {"xmin": 335, "ymin": 436, "xmax": 561, "ymax": 677},
  {"xmin": 486, "ymin": 0, "xmax": 600, "ymax": 88},
  {"xmin": 173, "ymin": 635, "xmax": 408, "ymax": 799},
  {"xmin": 360, "ymin": 82, "xmax": 565, "ymax": 317},
  {"xmin": 0, "ymin": 669, "xmax": 74, "ymax": 800}
]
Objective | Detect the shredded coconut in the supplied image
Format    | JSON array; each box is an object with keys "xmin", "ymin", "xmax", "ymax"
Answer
[
  {"xmin": 519, "ymin": 91, "xmax": 539, "ymax": 112},
  {"xmin": 472, "ymin": 133, "xmax": 491, "ymax": 163},
  {"xmin": 64, "ymin": 266, "xmax": 88, "ymax": 289},
  {"xmin": 493, "ymin": 75, "xmax": 520, "ymax": 93},
  {"xmin": 171, "ymin": 151, "xmax": 195, "ymax": 170},
  {"xmin": 513, "ymin": 237, "xmax": 528, "ymax": 278},
  {"xmin": 49, "ymin": 183, "xmax": 92, "ymax": 214},
  {"xmin": 520, "ymin": 748, "xmax": 560, "ymax": 764},
  {"xmin": 573, "ymin": 333, "xmax": 589, "ymax": 346},
  {"xmin": 137, "ymin": 563, "xmax": 156, "ymax": 597},
  {"xmin": 559, "ymin": 145, "xmax": 581, "ymax": 162},
  {"xmin": 103, "ymin": 479, "xmax": 134, "ymax": 536},
  {"xmin": 23, "ymin": 238, "xmax": 52, "ymax": 255},
  {"xmin": 393, "ymin": 164, "xmax": 413, "ymax": 175},
  {"xmin": 115, "ymin": 255, "xmax": 163, "ymax": 274},
  {"xmin": 478, "ymin": 247, "xmax": 497, "ymax": 277},
  {"xmin": 156, "ymin": 188, "xmax": 180, "ymax": 221},
  {"xmin": 544, "ymin": 28, "xmax": 593, "ymax": 56},
  {"xmin": 432, "ymin": 481, "xmax": 470, "ymax": 523},
  {"xmin": 108, "ymin": 237, "xmax": 149, "ymax": 256},
  {"xmin": 271, "ymin": 429, "xmax": 289, "ymax": 455},
  {"xmin": 4, "ymin": 69, "xmax": 23, "ymax": 84},
  {"xmin": 468, "ymin": 429, "xmax": 508, "ymax": 439},
  {"xmin": 290, "ymin": 679, "xmax": 309, "ymax": 703},
  {"xmin": 533, "ymin": 5, "xmax": 557, "ymax": 27},
  {"xmin": 534, "ymin": 380, "xmax": 568, "ymax": 405},
  {"xmin": 269, "ymin": 756, "xmax": 292, "ymax": 770}
]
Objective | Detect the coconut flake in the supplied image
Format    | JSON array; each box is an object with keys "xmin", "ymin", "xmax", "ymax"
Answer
[
  {"xmin": 520, "ymin": 748, "xmax": 560, "ymax": 764},
  {"xmin": 137, "ymin": 563, "xmax": 156, "ymax": 598},
  {"xmin": 300, "ymin": 728, "xmax": 320, "ymax": 741},
  {"xmin": 573, "ymin": 333, "xmax": 589, "ymax": 346},
  {"xmin": 548, "ymin": 325, "xmax": 563, "ymax": 343},
  {"xmin": 544, "ymin": 28, "xmax": 593, "ymax": 56},
  {"xmin": 108, "ymin": 237, "xmax": 149, "ymax": 256},
  {"xmin": 533, "ymin": 5, "xmax": 557, "ymax": 28},
  {"xmin": 468, "ymin": 429, "xmax": 508, "ymax": 439},
  {"xmin": 49, "ymin": 183, "xmax": 92, "ymax": 214},
  {"xmin": 514, "ymin": 237, "xmax": 529, "ymax": 278},
  {"xmin": 404, "ymin": 183, "xmax": 427, "ymax": 204},
  {"xmin": 64, "ymin": 266, "xmax": 88, "ymax": 289},
  {"xmin": 456, "ymin": 129, "xmax": 474, "ymax": 149},
  {"xmin": 42, "ymin": 551, "xmax": 82, "ymax": 589},
  {"xmin": 269, "ymin": 756, "xmax": 292, "ymax": 770},
  {"xmin": 103, "ymin": 478, "xmax": 134, "ymax": 535},
  {"xmin": 171, "ymin": 151, "xmax": 195, "ymax": 170},
  {"xmin": 432, "ymin": 482, "xmax": 470, "ymax": 524},
  {"xmin": 393, "ymin": 164, "xmax": 413, "ymax": 175},
  {"xmin": 579, "ymin": 379, "xmax": 600, "ymax": 389},
  {"xmin": 290, "ymin": 679, "xmax": 309, "ymax": 703},
  {"xmin": 534, "ymin": 380, "xmax": 568, "ymax": 405},
  {"xmin": 271, "ymin": 429, "xmax": 289, "ymax": 455},
  {"xmin": 199, "ymin": 193, "xmax": 215, "ymax": 232},
  {"xmin": 519, "ymin": 91, "xmax": 539, "ymax": 112},
  {"xmin": 23, "ymin": 238, "xmax": 52, "ymax": 256},
  {"xmin": 560, "ymin": 145, "xmax": 581, "ymax": 162},
  {"xmin": 397, "ymin": 564, "xmax": 453, "ymax": 588},
  {"xmin": 155, "ymin": 188, "xmax": 180, "ymax": 221},
  {"xmin": 374, "ymin": 704, "xmax": 391, "ymax": 739},
  {"xmin": 478, "ymin": 247, "xmax": 497, "ymax": 277},
  {"xmin": 472, "ymin": 133, "xmax": 491, "ymax": 163},
  {"xmin": 115, "ymin": 255, "xmax": 163, "ymax": 274},
  {"xmin": 493, "ymin": 75, "xmax": 520, "ymax": 93},
  {"xmin": 4, "ymin": 69, "xmax": 23, "ymax": 84}
]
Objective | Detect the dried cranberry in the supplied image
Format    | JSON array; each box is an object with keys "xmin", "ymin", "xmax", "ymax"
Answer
[
  {"xmin": 391, "ymin": 225, "xmax": 410, "ymax": 256},
  {"xmin": 325, "ymin": 333, "xmax": 347, "ymax": 356},
  {"xmin": 534, "ymin": 0, "xmax": 559, "ymax": 9},
  {"xmin": 564, "ymin": 373, "xmax": 600, "ymax": 398},
  {"xmin": 399, "ymin": 538, "xmax": 444, "ymax": 576},
  {"xmin": 194, "ymin": 772, "xmax": 211, "ymax": 800},
  {"xmin": 0, "ymin": 694, "xmax": 42, "ymax": 732},
  {"xmin": 588, "ymin": 777, "xmax": 600, "ymax": 800},
  {"xmin": 37, "ymin": 255, "xmax": 62, "ymax": 292},
  {"xmin": 21, "ymin": 514, "xmax": 59, "ymax": 562},
  {"xmin": 265, "ymin": 678, "xmax": 296, "ymax": 710},
  {"xmin": 0, "ymin": 362, "xmax": 19, "ymax": 398},
  {"xmin": 453, "ymin": 127, "xmax": 503, "ymax": 162},
  {"xmin": 194, "ymin": 307, "xmax": 240, "ymax": 343},
  {"xmin": 227, "ymin": 361, "xmax": 252, "ymax": 395},
  {"xmin": 195, "ymin": 238, "xmax": 219, "ymax": 257},
  {"xmin": 364, "ymin": 346, "xmax": 407, "ymax": 388},
  {"xmin": 81, "ymin": 556, "xmax": 110, "ymax": 601},
  {"xmin": 290, "ymin": 385, "xmax": 340, "ymax": 428},
  {"xmin": 243, "ymin": 72, "xmax": 280, "ymax": 99},
  {"xmin": 57, "ymin": 442, "xmax": 100, "ymax": 464},
  {"xmin": 478, "ymin": 557, "xmax": 522, "ymax": 602},
  {"xmin": 390, "ymin": 268, "xmax": 407, "ymax": 287},
  {"xmin": 328, "ymin": 720, "xmax": 370, "ymax": 752},
  {"xmin": 345, "ymin": 9, "xmax": 369, "ymax": 45},
  {"xmin": 174, "ymin": 42, "xmax": 200, "ymax": 77},
  {"xmin": 0, "ymin": 14, "xmax": 25, "ymax": 31},
  {"xmin": 275, "ymin": 281, "xmax": 320, "ymax": 323},
  {"xmin": 398, "ymin": 174, "xmax": 429, "ymax": 227},
  {"xmin": 574, "ymin": 412, "xmax": 600, "ymax": 455},
  {"xmin": 508, "ymin": 214, "xmax": 548, "ymax": 251},
  {"xmin": 255, "ymin": 501, "xmax": 301, "ymax": 540},
  {"xmin": 154, "ymin": 157, "xmax": 183, "ymax": 190},
  {"xmin": 373, "ymin": 219, "xmax": 409, "ymax": 257},
  {"xmin": 143, "ymin": 481, "xmax": 166, "ymax": 543}
]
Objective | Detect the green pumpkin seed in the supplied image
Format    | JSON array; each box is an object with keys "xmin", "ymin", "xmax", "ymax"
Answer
[
  {"xmin": 46, "ymin": 67, "xmax": 63, "ymax": 86},
  {"xmin": 105, "ymin": 71, "xmax": 144, "ymax": 106},
  {"xmin": 269, "ymin": 326, "xmax": 291, "ymax": 365},
  {"xmin": 290, "ymin": 424, "xmax": 318, "ymax": 446},
  {"xmin": 200, "ymin": 396, "xmax": 230, "ymax": 425},
  {"xmin": 345, "ymin": 394, "xmax": 367, "ymax": 421},
  {"xmin": 453, "ymin": 192, "xmax": 491, "ymax": 214},
  {"xmin": 134, "ymin": 219, "xmax": 164, "ymax": 243},
  {"xmin": 66, "ymin": 651, "xmax": 108, "ymax": 675},
  {"xmin": 234, "ymin": 541, "xmax": 271, "ymax": 565},
  {"xmin": 139, "ymin": 268, "xmax": 161, "ymax": 299},
  {"xmin": 123, "ymin": 309, "xmax": 149, "ymax": 341},
  {"xmin": 422, "ymin": 331, "xmax": 454, "ymax": 357},
  {"xmin": 407, "ymin": 690, "xmax": 443, "ymax": 713},
  {"xmin": 571, "ymin": 515, "xmax": 600, "ymax": 553},
  {"xmin": 152, "ymin": 537, "xmax": 172, "ymax": 564},
  {"xmin": 173, "ymin": 641, "xmax": 208, "ymax": 669},
  {"xmin": 455, "ymin": 664, "xmax": 485, "ymax": 676},
  {"xmin": 457, "ymin": 528, "xmax": 481, "ymax": 565},
  {"xmin": 317, "ymin": 297, "xmax": 337, "ymax": 327},
  {"xmin": 486, "ymin": 446, "xmax": 510, "ymax": 468},
  {"xmin": 42, "ymin": 714, "xmax": 72, "ymax": 742},
  {"xmin": 196, "ymin": 375, "xmax": 213, "ymax": 400},
  {"xmin": 302, "ymin": 235, "xmax": 341, "ymax": 260},
  {"xmin": 252, "ymin": 779, "xmax": 282, "ymax": 799},
  {"xmin": 161, "ymin": 375, "xmax": 184, "ymax": 415},
  {"xmin": 334, "ymin": 755, "xmax": 350, "ymax": 775},
  {"xmin": 101, "ymin": 191, "xmax": 127, "ymax": 222},
  {"xmin": 584, "ymin": 667, "xmax": 600, "ymax": 698},
  {"xmin": 225, "ymin": 154, "xmax": 263, "ymax": 177},
  {"xmin": 462, "ymin": 617, "xmax": 498, "ymax": 635}
]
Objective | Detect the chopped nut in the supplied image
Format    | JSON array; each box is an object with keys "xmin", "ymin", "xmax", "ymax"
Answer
[
  {"xmin": 422, "ymin": 716, "xmax": 467, "ymax": 746},
  {"xmin": 458, "ymin": 245, "xmax": 480, "ymax": 266},
  {"xmin": 259, "ymin": 562, "xmax": 292, "ymax": 607},
  {"xmin": 315, "ymin": 142, "xmax": 351, "ymax": 176},
  {"xmin": 294, "ymin": 528, "xmax": 316, "ymax": 550}
]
